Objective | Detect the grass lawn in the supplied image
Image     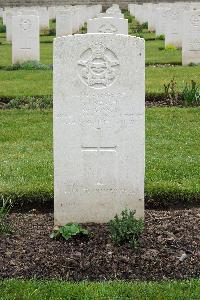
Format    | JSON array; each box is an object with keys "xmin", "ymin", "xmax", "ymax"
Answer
[
  {"xmin": 146, "ymin": 65, "xmax": 200, "ymax": 94},
  {"xmin": 146, "ymin": 40, "xmax": 181, "ymax": 65},
  {"xmin": 0, "ymin": 66, "xmax": 199, "ymax": 98},
  {"xmin": 0, "ymin": 39, "xmax": 53, "ymax": 67},
  {"xmin": 0, "ymin": 108, "xmax": 199, "ymax": 206},
  {"xmin": 1, "ymin": 279, "xmax": 200, "ymax": 300},
  {"xmin": 0, "ymin": 33, "xmax": 181, "ymax": 67},
  {"xmin": 0, "ymin": 15, "xmax": 199, "ymax": 98},
  {"xmin": 0, "ymin": 70, "xmax": 52, "ymax": 98}
]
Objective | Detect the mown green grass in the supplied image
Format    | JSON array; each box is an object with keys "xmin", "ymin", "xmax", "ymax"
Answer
[
  {"xmin": 146, "ymin": 66, "xmax": 200, "ymax": 94},
  {"xmin": 0, "ymin": 70, "xmax": 52, "ymax": 98},
  {"xmin": 0, "ymin": 110, "xmax": 53, "ymax": 204},
  {"xmin": 0, "ymin": 15, "xmax": 199, "ymax": 98},
  {"xmin": 146, "ymin": 40, "xmax": 181, "ymax": 65},
  {"xmin": 1, "ymin": 279, "xmax": 200, "ymax": 300},
  {"xmin": 0, "ymin": 108, "xmax": 199, "ymax": 207},
  {"xmin": 0, "ymin": 66, "xmax": 199, "ymax": 98},
  {"xmin": 146, "ymin": 107, "xmax": 200, "ymax": 205},
  {"xmin": 0, "ymin": 34, "xmax": 182, "ymax": 67},
  {"xmin": 0, "ymin": 40, "xmax": 53, "ymax": 68}
]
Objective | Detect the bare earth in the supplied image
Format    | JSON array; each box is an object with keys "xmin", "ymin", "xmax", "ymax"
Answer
[{"xmin": 0, "ymin": 209, "xmax": 200, "ymax": 281}]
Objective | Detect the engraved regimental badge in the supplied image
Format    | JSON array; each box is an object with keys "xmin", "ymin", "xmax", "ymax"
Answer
[
  {"xmin": 20, "ymin": 19, "xmax": 32, "ymax": 31},
  {"xmin": 98, "ymin": 23, "xmax": 118, "ymax": 33},
  {"xmin": 190, "ymin": 14, "xmax": 200, "ymax": 27},
  {"xmin": 78, "ymin": 42, "xmax": 120, "ymax": 89}
]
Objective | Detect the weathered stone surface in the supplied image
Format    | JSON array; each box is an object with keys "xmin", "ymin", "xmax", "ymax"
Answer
[
  {"xmin": 56, "ymin": 9, "xmax": 72, "ymax": 36},
  {"xmin": 182, "ymin": 10, "xmax": 200, "ymax": 65},
  {"xmin": 12, "ymin": 15, "xmax": 39, "ymax": 63},
  {"xmin": 165, "ymin": 9, "xmax": 183, "ymax": 48},
  {"xmin": 5, "ymin": 11, "xmax": 13, "ymax": 41},
  {"xmin": 98, "ymin": 12, "xmax": 124, "ymax": 19},
  {"xmin": 54, "ymin": 33, "xmax": 145, "ymax": 224},
  {"xmin": 87, "ymin": 17, "xmax": 128, "ymax": 34},
  {"xmin": 38, "ymin": 6, "xmax": 49, "ymax": 29},
  {"xmin": 155, "ymin": 7, "xmax": 170, "ymax": 36}
]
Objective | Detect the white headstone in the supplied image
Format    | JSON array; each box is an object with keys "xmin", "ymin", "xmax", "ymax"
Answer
[
  {"xmin": 38, "ymin": 7, "xmax": 49, "ymax": 30},
  {"xmin": 182, "ymin": 10, "xmax": 200, "ymax": 65},
  {"xmin": 2, "ymin": 10, "xmax": 6, "ymax": 25},
  {"xmin": 72, "ymin": 7, "xmax": 80, "ymax": 33},
  {"xmin": 87, "ymin": 17, "xmax": 128, "ymax": 34},
  {"xmin": 98, "ymin": 12, "xmax": 124, "ymax": 19},
  {"xmin": 12, "ymin": 15, "xmax": 40, "ymax": 64},
  {"xmin": 148, "ymin": 4, "xmax": 157, "ymax": 32},
  {"xmin": 0, "ymin": 8, "xmax": 3, "ymax": 18},
  {"xmin": 56, "ymin": 10, "xmax": 73, "ymax": 37},
  {"xmin": 18, "ymin": 9, "xmax": 38, "ymax": 16},
  {"xmin": 165, "ymin": 9, "xmax": 183, "ymax": 48},
  {"xmin": 48, "ymin": 6, "xmax": 56, "ymax": 20},
  {"xmin": 5, "ymin": 11, "xmax": 13, "ymax": 42},
  {"xmin": 155, "ymin": 7, "xmax": 170, "ymax": 36},
  {"xmin": 54, "ymin": 33, "xmax": 145, "ymax": 224}
]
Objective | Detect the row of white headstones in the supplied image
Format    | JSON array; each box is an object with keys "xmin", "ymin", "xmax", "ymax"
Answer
[
  {"xmin": 1, "ymin": 5, "xmax": 102, "ymax": 42},
  {"xmin": 1, "ymin": 5, "xmax": 102, "ymax": 64},
  {"xmin": 1, "ymin": 4, "xmax": 145, "ymax": 224},
  {"xmin": 129, "ymin": 2, "xmax": 200, "ymax": 65},
  {"xmin": 3, "ymin": 4, "xmax": 131, "ymax": 67},
  {"xmin": 53, "ymin": 4, "xmax": 145, "ymax": 224}
]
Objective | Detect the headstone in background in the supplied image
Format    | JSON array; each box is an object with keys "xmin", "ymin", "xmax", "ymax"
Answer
[
  {"xmin": 12, "ymin": 15, "xmax": 39, "ymax": 64},
  {"xmin": 5, "ymin": 11, "xmax": 13, "ymax": 41},
  {"xmin": 165, "ymin": 9, "xmax": 183, "ymax": 48},
  {"xmin": 54, "ymin": 33, "xmax": 145, "ymax": 224},
  {"xmin": 56, "ymin": 9, "xmax": 72, "ymax": 37},
  {"xmin": 0, "ymin": 8, "xmax": 3, "ymax": 18},
  {"xmin": 72, "ymin": 7, "xmax": 79, "ymax": 33},
  {"xmin": 98, "ymin": 12, "xmax": 124, "ymax": 19},
  {"xmin": 38, "ymin": 7, "xmax": 49, "ymax": 30},
  {"xmin": 155, "ymin": 7, "xmax": 170, "ymax": 36},
  {"xmin": 48, "ymin": 6, "xmax": 56, "ymax": 20},
  {"xmin": 87, "ymin": 17, "xmax": 128, "ymax": 35},
  {"xmin": 182, "ymin": 10, "xmax": 200, "ymax": 65},
  {"xmin": 147, "ymin": 4, "xmax": 157, "ymax": 32}
]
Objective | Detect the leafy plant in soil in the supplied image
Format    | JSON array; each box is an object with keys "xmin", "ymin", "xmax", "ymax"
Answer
[
  {"xmin": 108, "ymin": 209, "xmax": 144, "ymax": 250},
  {"xmin": 164, "ymin": 77, "xmax": 179, "ymax": 105},
  {"xmin": 0, "ymin": 198, "xmax": 12, "ymax": 235},
  {"xmin": 182, "ymin": 80, "xmax": 200, "ymax": 106},
  {"xmin": 50, "ymin": 223, "xmax": 89, "ymax": 240}
]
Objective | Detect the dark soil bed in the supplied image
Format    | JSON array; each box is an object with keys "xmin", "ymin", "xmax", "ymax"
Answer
[{"xmin": 1, "ymin": 209, "xmax": 200, "ymax": 281}]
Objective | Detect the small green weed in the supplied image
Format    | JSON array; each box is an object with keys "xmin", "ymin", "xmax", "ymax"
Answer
[
  {"xmin": 164, "ymin": 77, "xmax": 178, "ymax": 105},
  {"xmin": 0, "ymin": 199, "xmax": 12, "ymax": 235},
  {"xmin": 78, "ymin": 23, "xmax": 87, "ymax": 34},
  {"xmin": 188, "ymin": 62, "xmax": 200, "ymax": 67},
  {"xmin": 50, "ymin": 223, "xmax": 89, "ymax": 240},
  {"xmin": 142, "ymin": 22, "xmax": 148, "ymax": 29},
  {"xmin": 108, "ymin": 209, "xmax": 144, "ymax": 249},
  {"xmin": 156, "ymin": 34, "xmax": 165, "ymax": 40},
  {"xmin": 127, "ymin": 15, "xmax": 133, "ymax": 24},
  {"xmin": 0, "ymin": 23, "xmax": 6, "ymax": 33},
  {"xmin": 165, "ymin": 44, "xmax": 177, "ymax": 51},
  {"xmin": 4, "ymin": 96, "xmax": 53, "ymax": 109},
  {"xmin": 135, "ymin": 22, "xmax": 148, "ymax": 33},
  {"xmin": 40, "ymin": 28, "xmax": 56, "ymax": 36},
  {"xmin": 182, "ymin": 80, "xmax": 200, "ymax": 106},
  {"xmin": 7, "ymin": 60, "xmax": 52, "ymax": 71}
]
